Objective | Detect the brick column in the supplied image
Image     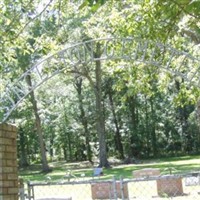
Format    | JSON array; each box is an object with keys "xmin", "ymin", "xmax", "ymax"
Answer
[{"xmin": 0, "ymin": 123, "xmax": 18, "ymax": 200}]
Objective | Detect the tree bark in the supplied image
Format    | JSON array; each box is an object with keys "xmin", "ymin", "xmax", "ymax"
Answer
[
  {"xmin": 128, "ymin": 95, "xmax": 138, "ymax": 157},
  {"xmin": 108, "ymin": 91, "xmax": 124, "ymax": 159},
  {"xmin": 95, "ymin": 43, "xmax": 110, "ymax": 168},
  {"xmin": 26, "ymin": 74, "xmax": 50, "ymax": 172},
  {"xmin": 18, "ymin": 127, "xmax": 29, "ymax": 167},
  {"xmin": 74, "ymin": 78, "xmax": 92, "ymax": 162},
  {"xmin": 150, "ymin": 98, "xmax": 157, "ymax": 157},
  {"xmin": 145, "ymin": 96, "xmax": 150, "ymax": 157},
  {"xmin": 196, "ymin": 100, "xmax": 200, "ymax": 152},
  {"xmin": 83, "ymin": 43, "xmax": 110, "ymax": 167}
]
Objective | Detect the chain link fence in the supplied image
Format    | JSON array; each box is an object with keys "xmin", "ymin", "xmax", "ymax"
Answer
[{"xmin": 19, "ymin": 171, "xmax": 200, "ymax": 200}]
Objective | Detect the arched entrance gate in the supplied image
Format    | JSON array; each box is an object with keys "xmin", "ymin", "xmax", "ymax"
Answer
[{"xmin": 0, "ymin": 37, "xmax": 199, "ymax": 199}]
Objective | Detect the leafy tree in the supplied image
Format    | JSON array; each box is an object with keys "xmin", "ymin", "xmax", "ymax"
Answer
[{"xmin": 1, "ymin": 0, "xmax": 200, "ymax": 167}]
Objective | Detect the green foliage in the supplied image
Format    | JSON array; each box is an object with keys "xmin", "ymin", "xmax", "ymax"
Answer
[{"xmin": 1, "ymin": 0, "xmax": 200, "ymax": 165}]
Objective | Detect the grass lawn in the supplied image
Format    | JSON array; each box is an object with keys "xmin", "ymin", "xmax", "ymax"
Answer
[{"xmin": 19, "ymin": 155, "xmax": 200, "ymax": 182}]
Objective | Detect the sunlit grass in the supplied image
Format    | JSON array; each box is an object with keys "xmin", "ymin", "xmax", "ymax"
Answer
[{"xmin": 19, "ymin": 155, "xmax": 200, "ymax": 182}]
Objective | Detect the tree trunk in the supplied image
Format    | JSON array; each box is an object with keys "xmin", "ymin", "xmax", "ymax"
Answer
[
  {"xmin": 179, "ymin": 106, "xmax": 191, "ymax": 153},
  {"xmin": 63, "ymin": 146, "xmax": 67, "ymax": 161},
  {"xmin": 49, "ymin": 132, "xmax": 54, "ymax": 161},
  {"xmin": 26, "ymin": 74, "xmax": 50, "ymax": 172},
  {"xmin": 95, "ymin": 43, "xmax": 110, "ymax": 168},
  {"xmin": 145, "ymin": 96, "xmax": 150, "ymax": 157},
  {"xmin": 66, "ymin": 133, "xmax": 72, "ymax": 161},
  {"xmin": 175, "ymin": 79, "xmax": 191, "ymax": 153},
  {"xmin": 196, "ymin": 100, "xmax": 200, "ymax": 152},
  {"xmin": 18, "ymin": 127, "xmax": 29, "ymax": 167},
  {"xmin": 74, "ymin": 78, "xmax": 92, "ymax": 162},
  {"xmin": 150, "ymin": 98, "xmax": 157, "ymax": 157},
  {"xmin": 128, "ymin": 95, "xmax": 138, "ymax": 158},
  {"xmin": 61, "ymin": 100, "xmax": 73, "ymax": 161},
  {"xmin": 108, "ymin": 91, "xmax": 124, "ymax": 159},
  {"xmin": 83, "ymin": 43, "xmax": 110, "ymax": 167}
]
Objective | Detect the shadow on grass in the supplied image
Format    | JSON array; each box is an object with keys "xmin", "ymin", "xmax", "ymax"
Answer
[
  {"xmin": 158, "ymin": 155, "xmax": 200, "ymax": 162},
  {"xmin": 19, "ymin": 155, "xmax": 200, "ymax": 182}
]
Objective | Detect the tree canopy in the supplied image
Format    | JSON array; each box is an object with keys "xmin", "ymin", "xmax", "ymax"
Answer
[{"xmin": 0, "ymin": 0, "xmax": 200, "ymax": 169}]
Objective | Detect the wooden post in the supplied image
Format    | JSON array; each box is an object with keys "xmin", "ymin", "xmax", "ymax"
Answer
[{"xmin": 0, "ymin": 123, "xmax": 18, "ymax": 200}]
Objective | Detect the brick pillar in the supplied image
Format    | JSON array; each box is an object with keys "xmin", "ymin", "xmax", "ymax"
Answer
[{"xmin": 0, "ymin": 123, "xmax": 18, "ymax": 200}]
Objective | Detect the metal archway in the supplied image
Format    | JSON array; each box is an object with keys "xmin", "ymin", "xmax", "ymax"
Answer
[{"xmin": 0, "ymin": 37, "xmax": 200, "ymax": 122}]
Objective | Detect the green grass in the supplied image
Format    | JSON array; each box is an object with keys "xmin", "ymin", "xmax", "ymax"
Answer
[{"xmin": 19, "ymin": 155, "xmax": 200, "ymax": 182}]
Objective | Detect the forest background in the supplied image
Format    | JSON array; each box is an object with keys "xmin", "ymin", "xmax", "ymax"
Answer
[{"xmin": 0, "ymin": 0, "xmax": 200, "ymax": 172}]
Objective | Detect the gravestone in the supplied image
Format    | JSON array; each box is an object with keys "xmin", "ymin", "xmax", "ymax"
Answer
[
  {"xmin": 133, "ymin": 168, "xmax": 160, "ymax": 178},
  {"xmin": 157, "ymin": 175, "xmax": 183, "ymax": 197},
  {"xmin": 93, "ymin": 168, "xmax": 103, "ymax": 176},
  {"xmin": 91, "ymin": 181, "xmax": 129, "ymax": 199}
]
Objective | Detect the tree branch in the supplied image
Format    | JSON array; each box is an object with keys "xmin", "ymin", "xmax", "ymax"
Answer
[
  {"xmin": 5, "ymin": 0, "xmax": 34, "ymax": 32},
  {"xmin": 181, "ymin": 29, "xmax": 200, "ymax": 44},
  {"xmin": 171, "ymin": 0, "xmax": 200, "ymax": 19},
  {"xmin": 6, "ymin": 0, "xmax": 54, "ymax": 42}
]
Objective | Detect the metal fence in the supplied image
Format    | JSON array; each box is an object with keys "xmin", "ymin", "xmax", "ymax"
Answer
[{"xmin": 19, "ymin": 172, "xmax": 200, "ymax": 200}]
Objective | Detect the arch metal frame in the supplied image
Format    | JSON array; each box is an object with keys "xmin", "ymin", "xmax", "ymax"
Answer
[{"xmin": 0, "ymin": 37, "xmax": 199, "ymax": 122}]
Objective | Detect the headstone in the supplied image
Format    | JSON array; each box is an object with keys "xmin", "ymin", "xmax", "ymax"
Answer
[
  {"xmin": 93, "ymin": 168, "xmax": 103, "ymax": 176},
  {"xmin": 157, "ymin": 175, "xmax": 183, "ymax": 197},
  {"xmin": 133, "ymin": 168, "xmax": 160, "ymax": 178},
  {"xmin": 91, "ymin": 182, "xmax": 129, "ymax": 199}
]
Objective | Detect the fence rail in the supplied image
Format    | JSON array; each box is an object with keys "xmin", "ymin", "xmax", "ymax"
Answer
[{"xmin": 19, "ymin": 172, "xmax": 200, "ymax": 200}]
